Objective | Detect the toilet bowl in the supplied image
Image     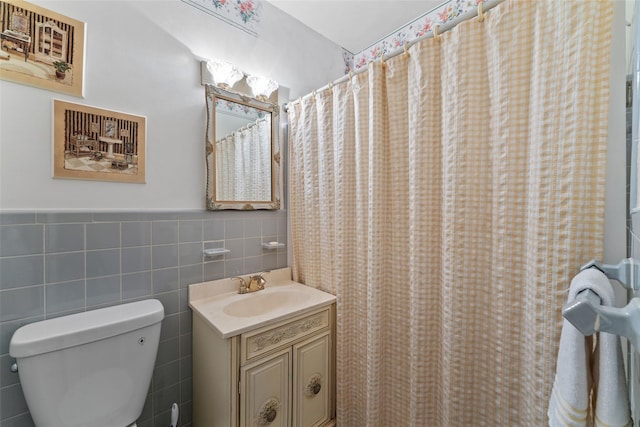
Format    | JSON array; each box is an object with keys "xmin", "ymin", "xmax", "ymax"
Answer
[{"xmin": 9, "ymin": 299, "xmax": 164, "ymax": 427}]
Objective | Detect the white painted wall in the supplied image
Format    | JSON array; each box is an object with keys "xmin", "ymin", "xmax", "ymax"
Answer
[
  {"xmin": 605, "ymin": 0, "xmax": 628, "ymax": 266},
  {"xmin": 0, "ymin": 0, "xmax": 628, "ymax": 273},
  {"xmin": 0, "ymin": 0, "xmax": 345, "ymax": 210}
]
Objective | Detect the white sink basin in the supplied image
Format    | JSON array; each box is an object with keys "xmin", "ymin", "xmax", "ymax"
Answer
[
  {"xmin": 188, "ymin": 268, "xmax": 336, "ymax": 338},
  {"xmin": 223, "ymin": 289, "xmax": 312, "ymax": 317}
]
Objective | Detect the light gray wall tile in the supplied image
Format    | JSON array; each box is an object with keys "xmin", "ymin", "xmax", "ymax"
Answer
[
  {"xmin": 122, "ymin": 271, "xmax": 152, "ymax": 300},
  {"xmin": 122, "ymin": 246, "xmax": 152, "ymax": 274},
  {"xmin": 86, "ymin": 275, "xmax": 120, "ymax": 307},
  {"xmin": 225, "ymin": 259, "xmax": 244, "ymax": 276},
  {"xmin": 278, "ymin": 215, "xmax": 287, "ymax": 239},
  {"xmin": 244, "ymin": 219, "xmax": 261, "ymax": 237},
  {"xmin": 86, "ymin": 249, "xmax": 120, "ymax": 278},
  {"xmin": 203, "ymin": 219, "xmax": 224, "ymax": 241},
  {"xmin": 244, "ymin": 255, "xmax": 262, "ymax": 274},
  {"xmin": 1, "ymin": 354, "xmax": 20, "ymax": 387},
  {"xmin": 179, "ymin": 289, "xmax": 189, "ymax": 312},
  {"xmin": 93, "ymin": 212, "xmax": 142, "ymax": 222},
  {"xmin": 244, "ymin": 237, "xmax": 262, "ymax": 257},
  {"xmin": 1, "ymin": 412, "xmax": 36, "ymax": 427},
  {"xmin": 155, "ymin": 337, "xmax": 179, "ymax": 366},
  {"xmin": 0, "ymin": 225, "xmax": 43, "ymax": 257},
  {"xmin": 152, "ymin": 245, "xmax": 178, "ymax": 270},
  {"xmin": 179, "ymin": 220, "xmax": 203, "ymax": 243},
  {"xmin": 180, "ymin": 402, "xmax": 193, "ymax": 427},
  {"xmin": 179, "ymin": 242, "xmax": 202, "ymax": 266},
  {"xmin": 86, "ymin": 222, "xmax": 120, "ymax": 250},
  {"xmin": 0, "ymin": 209, "xmax": 287, "ymax": 427},
  {"xmin": 224, "ymin": 239, "xmax": 243, "ymax": 260},
  {"xmin": 176, "ymin": 211, "xmax": 209, "ymax": 220},
  {"xmin": 152, "ymin": 222, "xmax": 178, "ymax": 245},
  {"xmin": 0, "ymin": 316, "xmax": 43, "ymax": 354},
  {"xmin": 46, "ymin": 252, "xmax": 84, "ymax": 283},
  {"xmin": 179, "ymin": 311, "xmax": 192, "ymax": 335},
  {"xmin": 0, "ymin": 286, "xmax": 44, "ymax": 322},
  {"xmin": 45, "ymin": 223, "xmax": 84, "ymax": 253},
  {"xmin": 36, "ymin": 212, "xmax": 92, "ymax": 224},
  {"xmin": 262, "ymin": 218, "xmax": 278, "ymax": 237},
  {"xmin": 225, "ymin": 219, "xmax": 244, "ymax": 239},
  {"xmin": 153, "ymin": 359, "xmax": 180, "ymax": 391},
  {"xmin": 46, "ymin": 280, "xmax": 85, "ymax": 315},
  {"xmin": 138, "ymin": 395, "xmax": 153, "ymax": 425},
  {"xmin": 159, "ymin": 314, "xmax": 179, "ymax": 342},
  {"xmin": 277, "ymin": 252, "xmax": 287, "ymax": 269},
  {"xmin": 142, "ymin": 212, "xmax": 180, "ymax": 221},
  {"xmin": 180, "ymin": 334, "xmax": 192, "ymax": 359},
  {"xmin": 180, "ymin": 264, "xmax": 202, "ymax": 288},
  {"xmin": 181, "ymin": 377, "xmax": 193, "ymax": 402},
  {"xmin": 0, "ymin": 212, "xmax": 36, "ymax": 225},
  {"xmin": 152, "ymin": 383, "xmax": 180, "ymax": 415},
  {"xmin": 153, "ymin": 268, "xmax": 179, "ymax": 294},
  {"xmin": 122, "ymin": 221, "xmax": 151, "ymax": 247},
  {"xmin": 203, "ymin": 260, "xmax": 225, "ymax": 281},
  {"xmin": 0, "ymin": 256, "xmax": 44, "ymax": 289},
  {"xmin": 263, "ymin": 253, "xmax": 279, "ymax": 271},
  {"xmin": 1, "ymin": 383, "xmax": 29, "ymax": 420},
  {"xmin": 153, "ymin": 291, "xmax": 179, "ymax": 316}
]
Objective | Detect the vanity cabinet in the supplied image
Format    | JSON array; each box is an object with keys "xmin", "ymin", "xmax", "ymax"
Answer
[{"xmin": 193, "ymin": 305, "xmax": 335, "ymax": 427}]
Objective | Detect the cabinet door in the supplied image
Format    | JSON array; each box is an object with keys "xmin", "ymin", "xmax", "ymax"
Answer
[
  {"xmin": 293, "ymin": 333, "xmax": 330, "ymax": 427},
  {"xmin": 241, "ymin": 348, "xmax": 291, "ymax": 427}
]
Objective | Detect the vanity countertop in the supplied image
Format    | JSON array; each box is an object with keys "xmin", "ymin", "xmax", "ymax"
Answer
[{"xmin": 188, "ymin": 267, "xmax": 336, "ymax": 338}]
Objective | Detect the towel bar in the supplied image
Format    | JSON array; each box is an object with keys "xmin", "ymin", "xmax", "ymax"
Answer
[
  {"xmin": 563, "ymin": 288, "xmax": 640, "ymax": 351},
  {"xmin": 581, "ymin": 258, "xmax": 640, "ymax": 290},
  {"xmin": 562, "ymin": 289, "xmax": 601, "ymax": 336},
  {"xmin": 562, "ymin": 259, "xmax": 640, "ymax": 352}
]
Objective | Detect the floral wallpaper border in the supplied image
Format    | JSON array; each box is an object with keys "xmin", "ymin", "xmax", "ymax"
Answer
[
  {"xmin": 348, "ymin": 0, "xmax": 485, "ymax": 71},
  {"xmin": 182, "ymin": 0, "xmax": 262, "ymax": 37}
]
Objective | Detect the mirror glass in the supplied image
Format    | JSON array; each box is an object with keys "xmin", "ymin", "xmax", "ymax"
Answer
[{"xmin": 205, "ymin": 85, "xmax": 280, "ymax": 210}]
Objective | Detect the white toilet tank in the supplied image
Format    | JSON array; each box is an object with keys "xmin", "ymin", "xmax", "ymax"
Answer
[{"xmin": 9, "ymin": 299, "xmax": 164, "ymax": 427}]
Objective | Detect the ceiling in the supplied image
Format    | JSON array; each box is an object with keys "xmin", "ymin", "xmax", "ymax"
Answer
[{"xmin": 266, "ymin": 0, "xmax": 445, "ymax": 54}]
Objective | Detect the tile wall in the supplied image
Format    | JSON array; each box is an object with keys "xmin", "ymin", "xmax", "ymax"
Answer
[{"xmin": 0, "ymin": 209, "xmax": 288, "ymax": 427}]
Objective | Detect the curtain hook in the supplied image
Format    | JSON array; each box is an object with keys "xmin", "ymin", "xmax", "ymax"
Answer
[
  {"xmin": 312, "ymin": 90, "xmax": 317, "ymax": 98},
  {"xmin": 328, "ymin": 81, "xmax": 334, "ymax": 92},
  {"xmin": 477, "ymin": 2, "xmax": 485, "ymax": 22},
  {"xmin": 433, "ymin": 24, "xmax": 440, "ymax": 40},
  {"xmin": 403, "ymin": 42, "xmax": 409, "ymax": 56},
  {"xmin": 349, "ymin": 70, "xmax": 354, "ymax": 80}
]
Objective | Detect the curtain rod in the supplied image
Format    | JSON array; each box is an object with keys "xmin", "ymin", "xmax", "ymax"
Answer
[{"xmin": 283, "ymin": 0, "xmax": 505, "ymax": 113}]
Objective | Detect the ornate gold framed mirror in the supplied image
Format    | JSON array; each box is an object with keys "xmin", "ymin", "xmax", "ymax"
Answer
[{"xmin": 205, "ymin": 84, "xmax": 281, "ymax": 210}]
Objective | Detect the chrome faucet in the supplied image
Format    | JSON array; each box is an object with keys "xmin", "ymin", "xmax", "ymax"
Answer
[{"xmin": 232, "ymin": 273, "xmax": 266, "ymax": 294}]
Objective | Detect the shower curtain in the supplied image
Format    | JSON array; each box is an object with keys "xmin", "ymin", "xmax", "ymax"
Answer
[
  {"xmin": 287, "ymin": 1, "xmax": 613, "ymax": 425},
  {"xmin": 215, "ymin": 115, "xmax": 271, "ymax": 200}
]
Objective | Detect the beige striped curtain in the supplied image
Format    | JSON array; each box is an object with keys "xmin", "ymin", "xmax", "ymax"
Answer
[{"xmin": 288, "ymin": 0, "xmax": 613, "ymax": 425}]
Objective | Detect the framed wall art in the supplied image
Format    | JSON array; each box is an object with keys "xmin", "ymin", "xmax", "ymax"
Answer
[
  {"xmin": 0, "ymin": 0, "xmax": 86, "ymax": 97},
  {"xmin": 53, "ymin": 99, "xmax": 146, "ymax": 183}
]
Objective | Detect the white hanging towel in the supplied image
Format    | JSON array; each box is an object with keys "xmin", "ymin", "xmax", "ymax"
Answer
[{"xmin": 548, "ymin": 268, "xmax": 631, "ymax": 427}]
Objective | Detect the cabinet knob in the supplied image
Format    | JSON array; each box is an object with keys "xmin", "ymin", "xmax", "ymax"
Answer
[
  {"xmin": 265, "ymin": 408, "xmax": 277, "ymax": 423},
  {"xmin": 305, "ymin": 374, "xmax": 322, "ymax": 397},
  {"xmin": 257, "ymin": 398, "xmax": 280, "ymax": 426},
  {"xmin": 312, "ymin": 383, "xmax": 321, "ymax": 395}
]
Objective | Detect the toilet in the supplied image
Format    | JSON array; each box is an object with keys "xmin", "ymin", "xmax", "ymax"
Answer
[{"xmin": 9, "ymin": 299, "xmax": 164, "ymax": 427}]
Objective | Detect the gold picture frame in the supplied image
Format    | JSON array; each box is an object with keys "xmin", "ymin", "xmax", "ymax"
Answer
[
  {"xmin": 0, "ymin": 0, "xmax": 86, "ymax": 97},
  {"xmin": 53, "ymin": 100, "xmax": 146, "ymax": 183}
]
